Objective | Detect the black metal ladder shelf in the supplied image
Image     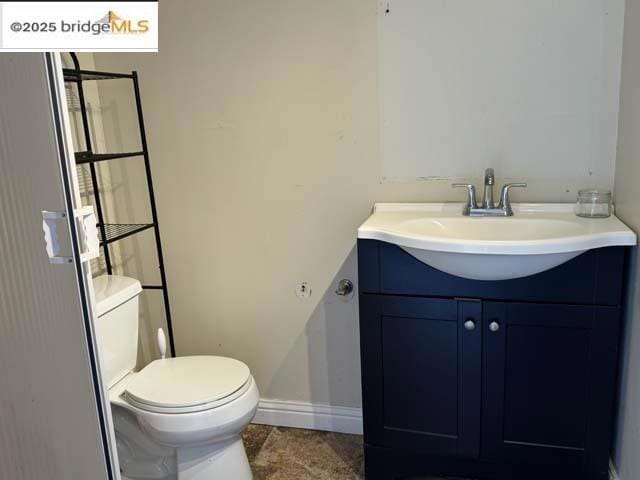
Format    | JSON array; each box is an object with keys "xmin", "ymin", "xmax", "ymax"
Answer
[
  {"xmin": 74, "ymin": 151, "xmax": 145, "ymax": 165},
  {"xmin": 64, "ymin": 53, "xmax": 176, "ymax": 357}
]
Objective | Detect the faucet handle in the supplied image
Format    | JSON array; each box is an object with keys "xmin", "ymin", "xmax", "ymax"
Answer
[
  {"xmin": 452, "ymin": 183, "xmax": 478, "ymax": 214},
  {"xmin": 499, "ymin": 183, "xmax": 527, "ymax": 215}
]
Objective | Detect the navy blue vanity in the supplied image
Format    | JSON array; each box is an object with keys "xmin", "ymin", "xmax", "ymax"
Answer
[{"xmin": 358, "ymin": 239, "xmax": 628, "ymax": 480}]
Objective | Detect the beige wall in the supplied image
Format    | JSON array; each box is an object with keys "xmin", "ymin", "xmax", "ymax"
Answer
[
  {"xmin": 93, "ymin": 0, "xmax": 624, "ymax": 407},
  {"xmin": 612, "ymin": 0, "xmax": 640, "ymax": 478},
  {"xmin": 379, "ymin": 0, "xmax": 624, "ymax": 185}
]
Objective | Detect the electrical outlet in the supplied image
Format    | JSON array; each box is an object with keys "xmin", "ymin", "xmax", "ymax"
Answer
[{"xmin": 295, "ymin": 282, "xmax": 312, "ymax": 299}]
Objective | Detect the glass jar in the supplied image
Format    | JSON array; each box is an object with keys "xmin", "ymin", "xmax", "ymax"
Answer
[{"xmin": 575, "ymin": 189, "xmax": 612, "ymax": 218}]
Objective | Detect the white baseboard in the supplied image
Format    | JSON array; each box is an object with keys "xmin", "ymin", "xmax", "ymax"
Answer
[{"xmin": 252, "ymin": 398, "xmax": 363, "ymax": 435}]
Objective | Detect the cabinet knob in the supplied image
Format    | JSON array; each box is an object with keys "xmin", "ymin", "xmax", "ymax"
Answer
[
  {"xmin": 464, "ymin": 319, "xmax": 476, "ymax": 331},
  {"xmin": 489, "ymin": 321, "xmax": 500, "ymax": 332}
]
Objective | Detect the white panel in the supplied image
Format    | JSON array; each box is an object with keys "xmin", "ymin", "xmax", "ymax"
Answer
[
  {"xmin": 0, "ymin": 54, "xmax": 110, "ymax": 479},
  {"xmin": 379, "ymin": 0, "xmax": 625, "ymax": 183}
]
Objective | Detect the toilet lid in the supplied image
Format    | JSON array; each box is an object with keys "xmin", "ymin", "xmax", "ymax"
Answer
[{"xmin": 124, "ymin": 356, "xmax": 251, "ymax": 410}]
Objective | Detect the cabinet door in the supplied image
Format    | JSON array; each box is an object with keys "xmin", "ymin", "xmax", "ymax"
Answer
[
  {"xmin": 360, "ymin": 295, "xmax": 482, "ymax": 457},
  {"xmin": 481, "ymin": 302, "xmax": 620, "ymax": 477}
]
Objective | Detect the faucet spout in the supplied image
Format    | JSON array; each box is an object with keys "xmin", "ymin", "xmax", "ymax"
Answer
[
  {"xmin": 451, "ymin": 167, "xmax": 527, "ymax": 216},
  {"xmin": 483, "ymin": 168, "xmax": 495, "ymax": 208}
]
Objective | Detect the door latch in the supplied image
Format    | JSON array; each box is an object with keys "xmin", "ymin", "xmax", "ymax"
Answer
[{"xmin": 42, "ymin": 206, "xmax": 100, "ymax": 265}]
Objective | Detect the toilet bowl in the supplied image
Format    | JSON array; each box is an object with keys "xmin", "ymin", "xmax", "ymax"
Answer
[{"xmin": 93, "ymin": 275, "xmax": 259, "ymax": 480}]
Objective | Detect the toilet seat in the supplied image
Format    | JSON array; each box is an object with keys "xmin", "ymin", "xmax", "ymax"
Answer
[{"xmin": 123, "ymin": 356, "xmax": 251, "ymax": 414}]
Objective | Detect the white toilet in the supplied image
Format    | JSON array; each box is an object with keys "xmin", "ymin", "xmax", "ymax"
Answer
[{"xmin": 93, "ymin": 275, "xmax": 259, "ymax": 480}]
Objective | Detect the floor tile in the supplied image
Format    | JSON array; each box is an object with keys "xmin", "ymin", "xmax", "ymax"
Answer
[
  {"xmin": 243, "ymin": 424, "xmax": 455, "ymax": 480},
  {"xmin": 244, "ymin": 425, "xmax": 364, "ymax": 480},
  {"xmin": 243, "ymin": 423, "xmax": 274, "ymax": 463}
]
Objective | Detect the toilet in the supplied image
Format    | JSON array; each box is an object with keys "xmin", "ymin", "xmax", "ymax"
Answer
[{"xmin": 93, "ymin": 274, "xmax": 259, "ymax": 480}]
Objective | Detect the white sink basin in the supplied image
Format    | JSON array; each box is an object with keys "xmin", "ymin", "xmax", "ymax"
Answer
[{"xmin": 358, "ymin": 203, "xmax": 636, "ymax": 281}]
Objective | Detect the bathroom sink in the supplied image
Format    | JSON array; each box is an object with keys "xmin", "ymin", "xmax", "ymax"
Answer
[{"xmin": 358, "ymin": 203, "xmax": 636, "ymax": 281}]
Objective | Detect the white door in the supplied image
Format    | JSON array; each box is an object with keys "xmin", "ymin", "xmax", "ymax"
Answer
[{"xmin": 0, "ymin": 53, "xmax": 118, "ymax": 479}]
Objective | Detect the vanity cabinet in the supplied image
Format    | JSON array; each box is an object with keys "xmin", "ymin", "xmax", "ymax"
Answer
[
  {"xmin": 358, "ymin": 240, "xmax": 627, "ymax": 480},
  {"xmin": 360, "ymin": 295, "xmax": 482, "ymax": 457}
]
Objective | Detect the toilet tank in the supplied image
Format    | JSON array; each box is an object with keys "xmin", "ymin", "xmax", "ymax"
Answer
[{"xmin": 93, "ymin": 275, "xmax": 142, "ymax": 388}]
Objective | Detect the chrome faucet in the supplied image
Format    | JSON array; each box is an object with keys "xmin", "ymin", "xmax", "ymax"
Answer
[
  {"xmin": 483, "ymin": 168, "xmax": 495, "ymax": 209},
  {"xmin": 452, "ymin": 168, "xmax": 527, "ymax": 216}
]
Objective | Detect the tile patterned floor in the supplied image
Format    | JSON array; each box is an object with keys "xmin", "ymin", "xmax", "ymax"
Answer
[
  {"xmin": 243, "ymin": 424, "xmax": 454, "ymax": 479},
  {"xmin": 243, "ymin": 424, "xmax": 365, "ymax": 479}
]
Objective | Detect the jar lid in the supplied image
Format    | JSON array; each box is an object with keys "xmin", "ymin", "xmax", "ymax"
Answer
[{"xmin": 578, "ymin": 189, "xmax": 611, "ymax": 198}]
